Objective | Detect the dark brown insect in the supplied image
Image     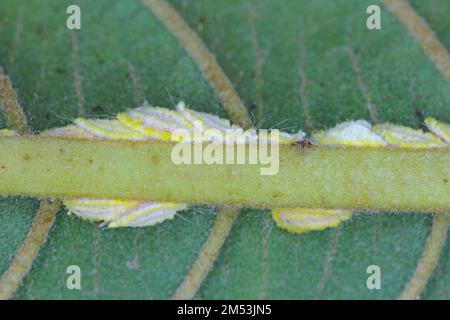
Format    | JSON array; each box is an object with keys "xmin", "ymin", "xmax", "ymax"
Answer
[{"xmin": 291, "ymin": 139, "xmax": 314, "ymax": 148}]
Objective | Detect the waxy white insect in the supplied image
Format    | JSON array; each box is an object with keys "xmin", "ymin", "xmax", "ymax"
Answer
[
  {"xmin": 373, "ymin": 123, "xmax": 445, "ymax": 148},
  {"xmin": 425, "ymin": 117, "xmax": 450, "ymax": 143}
]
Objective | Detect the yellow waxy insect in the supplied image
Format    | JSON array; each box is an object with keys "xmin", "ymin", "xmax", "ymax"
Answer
[
  {"xmin": 373, "ymin": 123, "xmax": 445, "ymax": 148},
  {"xmin": 272, "ymin": 208, "xmax": 352, "ymax": 233},
  {"xmin": 425, "ymin": 117, "xmax": 450, "ymax": 143},
  {"xmin": 116, "ymin": 104, "xmax": 193, "ymax": 141},
  {"xmin": 74, "ymin": 119, "xmax": 147, "ymax": 140},
  {"xmin": 64, "ymin": 199, "xmax": 187, "ymax": 228}
]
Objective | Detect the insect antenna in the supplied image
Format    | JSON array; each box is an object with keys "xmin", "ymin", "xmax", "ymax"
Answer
[{"xmin": 269, "ymin": 118, "xmax": 290, "ymax": 130}]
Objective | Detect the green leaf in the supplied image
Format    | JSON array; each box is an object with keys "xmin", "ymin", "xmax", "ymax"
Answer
[{"xmin": 0, "ymin": 0, "xmax": 448, "ymax": 299}]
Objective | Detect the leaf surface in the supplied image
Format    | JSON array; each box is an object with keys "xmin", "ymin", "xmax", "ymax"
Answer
[{"xmin": 0, "ymin": 0, "xmax": 448, "ymax": 299}]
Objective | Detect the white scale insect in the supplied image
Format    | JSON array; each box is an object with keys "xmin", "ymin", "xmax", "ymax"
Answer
[{"xmin": 4, "ymin": 102, "xmax": 448, "ymax": 233}]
